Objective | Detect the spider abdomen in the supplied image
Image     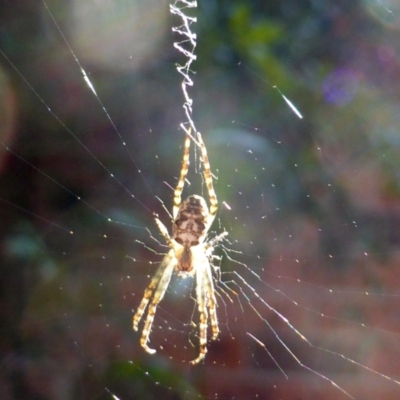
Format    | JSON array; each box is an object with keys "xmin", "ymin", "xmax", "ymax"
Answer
[{"xmin": 173, "ymin": 195, "xmax": 208, "ymax": 247}]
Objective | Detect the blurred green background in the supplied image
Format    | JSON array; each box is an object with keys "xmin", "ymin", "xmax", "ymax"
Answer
[{"xmin": 2, "ymin": 0, "xmax": 400, "ymax": 399}]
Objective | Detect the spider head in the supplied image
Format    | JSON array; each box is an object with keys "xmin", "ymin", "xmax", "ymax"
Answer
[
  {"xmin": 173, "ymin": 243, "xmax": 197, "ymax": 277},
  {"xmin": 178, "ymin": 246, "xmax": 193, "ymax": 273}
]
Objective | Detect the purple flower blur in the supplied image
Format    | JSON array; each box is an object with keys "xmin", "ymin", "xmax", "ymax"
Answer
[{"xmin": 322, "ymin": 68, "xmax": 359, "ymax": 106}]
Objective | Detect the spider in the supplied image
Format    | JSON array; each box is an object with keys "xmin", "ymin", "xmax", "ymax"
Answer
[{"xmin": 133, "ymin": 129, "xmax": 227, "ymax": 364}]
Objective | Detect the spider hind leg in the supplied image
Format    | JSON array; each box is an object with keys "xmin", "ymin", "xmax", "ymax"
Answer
[{"xmin": 133, "ymin": 250, "xmax": 176, "ymax": 355}]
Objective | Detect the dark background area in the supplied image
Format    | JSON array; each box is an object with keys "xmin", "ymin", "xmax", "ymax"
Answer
[{"xmin": 2, "ymin": 0, "xmax": 400, "ymax": 399}]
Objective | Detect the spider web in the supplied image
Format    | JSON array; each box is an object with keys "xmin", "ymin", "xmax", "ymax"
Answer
[{"xmin": 1, "ymin": 1, "xmax": 400, "ymax": 399}]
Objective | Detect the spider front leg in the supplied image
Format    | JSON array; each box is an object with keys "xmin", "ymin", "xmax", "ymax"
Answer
[
  {"xmin": 173, "ymin": 132, "xmax": 191, "ymax": 219},
  {"xmin": 196, "ymin": 132, "xmax": 218, "ymax": 228}
]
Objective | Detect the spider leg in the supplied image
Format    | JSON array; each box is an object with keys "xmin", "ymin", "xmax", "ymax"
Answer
[
  {"xmin": 154, "ymin": 214, "xmax": 174, "ymax": 246},
  {"xmin": 204, "ymin": 233, "xmax": 227, "ymax": 338},
  {"xmin": 173, "ymin": 131, "xmax": 191, "ymax": 219},
  {"xmin": 196, "ymin": 132, "xmax": 218, "ymax": 229},
  {"xmin": 190, "ymin": 258, "xmax": 208, "ymax": 364},
  {"xmin": 133, "ymin": 250, "xmax": 176, "ymax": 354},
  {"xmin": 132, "ymin": 249, "xmax": 174, "ymax": 330},
  {"xmin": 204, "ymin": 231, "xmax": 228, "ymax": 285},
  {"xmin": 205, "ymin": 260, "xmax": 219, "ymax": 341},
  {"xmin": 132, "ymin": 218, "xmax": 170, "ymax": 328},
  {"xmin": 190, "ymin": 253, "xmax": 219, "ymax": 365},
  {"xmin": 204, "ymin": 231, "xmax": 228, "ymax": 252}
]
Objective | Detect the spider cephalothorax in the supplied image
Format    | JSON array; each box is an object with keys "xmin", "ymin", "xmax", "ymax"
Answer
[{"xmin": 133, "ymin": 130, "xmax": 227, "ymax": 364}]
